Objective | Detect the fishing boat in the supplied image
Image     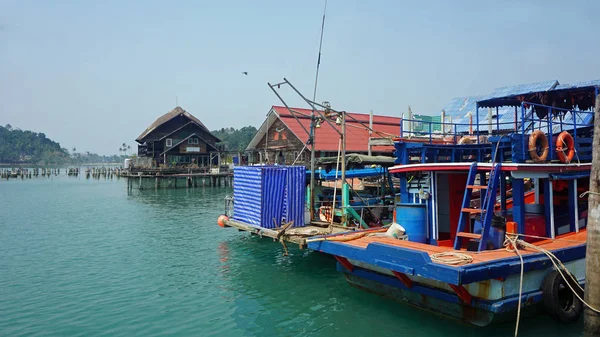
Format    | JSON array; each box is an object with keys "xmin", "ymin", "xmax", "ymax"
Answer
[{"xmin": 308, "ymin": 81, "xmax": 599, "ymax": 326}]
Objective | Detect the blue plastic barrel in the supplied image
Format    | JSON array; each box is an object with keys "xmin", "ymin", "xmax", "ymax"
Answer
[{"xmin": 395, "ymin": 203, "xmax": 427, "ymax": 243}]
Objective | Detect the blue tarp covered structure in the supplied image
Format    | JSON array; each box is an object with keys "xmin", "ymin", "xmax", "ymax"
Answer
[
  {"xmin": 233, "ymin": 166, "xmax": 306, "ymax": 228},
  {"xmin": 316, "ymin": 167, "xmax": 387, "ymax": 181}
]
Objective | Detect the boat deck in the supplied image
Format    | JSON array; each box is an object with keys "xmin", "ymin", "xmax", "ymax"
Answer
[
  {"xmin": 341, "ymin": 230, "xmax": 586, "ymax": 265},
  {"xmin": 308, "ymin": 229, "xmax": 587, "ymax": 285}
]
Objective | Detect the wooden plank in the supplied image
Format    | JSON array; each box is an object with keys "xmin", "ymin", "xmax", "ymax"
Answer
[
  {"xmin": 456, "ymin": 232, "xmax": 481, "ymax": 239},
  {"xmin": 462, "ymin": 208, "xmax": 482, "ymax": 214}
]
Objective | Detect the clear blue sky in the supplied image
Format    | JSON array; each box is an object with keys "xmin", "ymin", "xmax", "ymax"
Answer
[{"xmin": 1, "ymin": 0, "xmax": 598, "ymax": 154}]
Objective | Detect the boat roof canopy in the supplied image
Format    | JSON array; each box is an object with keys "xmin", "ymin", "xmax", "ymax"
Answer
[{"xmin": 477, "ymin": 82, "xmax": 600, "ymax": 109}]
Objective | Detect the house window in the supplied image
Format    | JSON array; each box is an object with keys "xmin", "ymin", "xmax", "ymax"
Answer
[
  {"xmin": 188, "ymin": 138, "xmax": 194, "ymax": 144},
  {"xmin": 281, "ymin": 131, "xmax": 287, "ymax": 140},
  {"xmin": 166, "ymin": 138, "xmax": 173, "ymax": 147},
  {"xmin": 194, "ymin": 138, "xmax": 199, "ymax": 144}
]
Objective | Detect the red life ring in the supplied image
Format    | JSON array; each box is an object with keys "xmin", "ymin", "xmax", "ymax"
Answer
[
  {"xmin": 556, "ymin": 131, "xmax": 575, "ymax": 163},
  {"xmin": 528, "ymin": 130, "xmax": 548, "ymax": 163}
]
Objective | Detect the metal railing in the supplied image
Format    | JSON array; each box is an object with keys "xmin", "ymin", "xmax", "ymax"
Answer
[
  {"xmin": 398, "ymin": 118, "xmax": 516, "ymax": 145},
  {"xmin": 518, "ymin": 101, "xmax": 594, "ymax": 161},
  {"xmin": 397, "ymin": 102, "xmax": 594, "ymax": 151}
]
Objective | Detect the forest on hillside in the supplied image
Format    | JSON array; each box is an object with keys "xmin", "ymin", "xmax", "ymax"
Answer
[
  {"xmin": 0, "ymin": 123, "xmax": 257, "ymax": 164},
  {"xmin": 0, "ymin": 124, "xmax": 127, "ymax": 165},
  {"xmin": 0, "ymin": 124, "xmax": 71, "ymax": 164},
  {"xmin": 211, "ymin": 126, "xmax": 258, "ymax": 151}
]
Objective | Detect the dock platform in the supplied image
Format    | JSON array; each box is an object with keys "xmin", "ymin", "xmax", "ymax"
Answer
[{"xmin": 223, "ymin": 218, "xmax": 381, "ymax": 249}]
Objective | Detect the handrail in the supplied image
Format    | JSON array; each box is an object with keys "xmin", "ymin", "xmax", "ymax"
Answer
[
  {"xmin": 398, "ymin": 117, "xmax": 516, "ymax": 145},
  {"xmin": 397, "ymin": 102, "xmax": 594, "ymax": 147},
  {"xmin": 518, "ymin": 101, "xmax": 594, "ymax": 161}
]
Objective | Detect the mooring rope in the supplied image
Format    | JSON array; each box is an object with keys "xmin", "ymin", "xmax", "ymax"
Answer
[
  {"xmin": 504, "ymin": 234, "xmax": 525, "ymax": 337},
  {"xmin": 504, "ymin": 233, "xmax": 600, "ymax": 337}
]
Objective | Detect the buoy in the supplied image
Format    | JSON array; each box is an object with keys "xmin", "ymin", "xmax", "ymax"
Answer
[
  {"xmin": 528, "ymin": 130, "xmax": 549, "ymax": 163},
  {"xmin": 556, "ymin": 131, "xmax": 575, "ymax": 163},
  {"xmin": 542, "ymin": 270, "xmax": 583, "ymax": 323},
  {"xmin": 217, "ymin": 214, "xmax": 229, "ymax": 228}
]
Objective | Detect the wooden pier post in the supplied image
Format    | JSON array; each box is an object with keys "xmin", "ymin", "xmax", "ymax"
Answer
[{"xmin": 585, "ymin": 94, "xmax": 600, "ymax": 334}]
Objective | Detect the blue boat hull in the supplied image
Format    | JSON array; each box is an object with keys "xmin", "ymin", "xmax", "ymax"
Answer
[{"xmin": 338, "ymin": 263, "xmax": 576, "ymax": 326}]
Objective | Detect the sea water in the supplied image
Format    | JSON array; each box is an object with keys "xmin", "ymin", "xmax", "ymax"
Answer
[{"xmin": 0, "ymin": 175, "xmax": 586, "ymax": 336}]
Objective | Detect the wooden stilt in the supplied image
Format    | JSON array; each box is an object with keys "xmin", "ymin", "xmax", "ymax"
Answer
[{"xmin": 585, "ymin": 95, "xmax": 600, "ymax": 333}]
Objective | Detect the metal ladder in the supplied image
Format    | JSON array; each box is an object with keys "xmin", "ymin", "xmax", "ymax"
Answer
[{"xmin": 453, "ymin": 162, "xmax": 502, "ymax": 251}]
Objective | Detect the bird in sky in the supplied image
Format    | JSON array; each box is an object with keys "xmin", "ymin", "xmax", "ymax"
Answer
[{"xmin": 242, "ymin": 72, "xmax": 248, "ymax": 75}]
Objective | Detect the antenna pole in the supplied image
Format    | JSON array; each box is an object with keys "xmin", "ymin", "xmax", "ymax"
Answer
[{"xmin": 309, "ymin": 0, "xmax": 327, "ymax": 223}]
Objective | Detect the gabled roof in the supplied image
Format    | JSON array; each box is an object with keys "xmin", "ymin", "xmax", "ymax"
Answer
[
  {"xmin": 159, "ymin": 121, "xmax": 207, "ymax": 141},
  {"xmin": 159, "ymin": 133, "xmax": 218, "ymax": 156},
  {"xmin": 246, "ymin": 106, "xmax": 401, "ymax": 152},
  {"xmin": 136, "ymin": 106, "xmax": 218, "ymax": 143}
]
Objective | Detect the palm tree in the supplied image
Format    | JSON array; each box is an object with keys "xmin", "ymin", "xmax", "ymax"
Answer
[{"xmin": 127, "ymin": 145, "xmax": 131, "ymax": 155}]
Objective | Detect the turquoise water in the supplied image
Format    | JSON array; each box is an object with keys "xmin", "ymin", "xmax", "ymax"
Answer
[{"xmin": 0, "ymin": 176, "xmax": 586, "ymax": 336}]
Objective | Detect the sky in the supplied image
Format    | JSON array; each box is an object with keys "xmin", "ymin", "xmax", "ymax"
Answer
[{"xmin": 1, "ymin": 0, "xmax": 599, "ymax": 155}]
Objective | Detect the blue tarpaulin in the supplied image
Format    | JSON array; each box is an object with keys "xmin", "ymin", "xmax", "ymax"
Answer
[
  {"xmin": 233, "ymin": 166, "xmax": 306, "ymax": 228},
  {"xmin": 316, "ymin": 167, "xmax": 387, "ymax": 181}
]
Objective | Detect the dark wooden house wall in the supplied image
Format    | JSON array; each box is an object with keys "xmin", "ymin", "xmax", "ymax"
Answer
[{"xmin": 138, "ymin": 115, "xmax": 219, "ymax": 166}]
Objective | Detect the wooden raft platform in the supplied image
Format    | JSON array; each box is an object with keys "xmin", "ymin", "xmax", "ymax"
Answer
[{"xmin": 224, "ymin": 218, "xmax": 367, "ymax": 249}]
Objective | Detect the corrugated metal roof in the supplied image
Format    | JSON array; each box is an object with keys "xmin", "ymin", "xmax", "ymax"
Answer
[
  {"xmin": 553, "ymin": 79, "xmax": 600, "ymax": 91},
  {"xmin": 442, "ymin": 81, "xmax": 564, "ymax": 133},
  {"xmin": 246, "ymin": 106, "xmax": 402, "ymax": 152},
  {"xmin": 489, "ymin": 80, "xmax": 559, "ymax": 98}
]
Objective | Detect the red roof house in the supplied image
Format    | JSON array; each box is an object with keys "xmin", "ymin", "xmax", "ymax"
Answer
[{"xmin": 245, "ymin": 106, "xmax": 401, "ymax": 164}]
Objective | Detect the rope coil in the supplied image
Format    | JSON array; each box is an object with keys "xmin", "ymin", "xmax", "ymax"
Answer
[{"xmin": 430, "ymin": 252, "xmax": 473, "ymax": 265}]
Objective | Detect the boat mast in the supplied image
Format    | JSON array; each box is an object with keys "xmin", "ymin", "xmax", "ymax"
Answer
[{"xmin": 309, "ymin": 0, "xmax": 328, "ymax": 222}]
